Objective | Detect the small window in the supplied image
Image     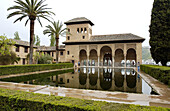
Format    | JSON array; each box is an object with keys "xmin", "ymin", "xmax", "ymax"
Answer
[
  {"xmin": 67, "ymin": 79, "xmax": 69, "ymax": 83},
  {"xmin": 68, "ymin": 28, "xmax": 70, "ymax": 32},
  {"xmin": 68, "ymin": 36, "xmax": 70, "ymax": 40},
  {"xmin": 67, "ymin": 51, "xmax": 70, "ymax": 55},
  {"xmin": 47, "ymin": 52, "xmax": 50, "ymax": 55},
  {"xmin": 77, "ymin": 28, "xmax": 79, "ymax": 33},
  {"xmin": 52, "ymin": 52, "xmax": 54, "ymax": 57},
  {"xmin": 60, "ymin": 78, "xmax": 63, "ymax": 82},
  {"xmin": 72, "ymin": 56, "xmax": 74, "ymax": 58},
  {"xmin": 24, "ymin": 47, "xmax": 28, "ymax": 53},
  {"xmin": 60, "ymin": 51, "xmax": 63, "ymax": 56},
  {"xmin": 84, "ymin": 28, "xmax": 87, "ymax": 33},
  {"xmin": 54, "ymin": 59, "xmax": 56, "ymax": 61},
  {"xmin": 82, "ymin": 36, "xmax": 85, "ymax": 39},
  {"xmin": 81, "ymin": 28, "xmax": 83, "ymax": 33},
  {"xmin": 16, "ymin": 46, "xmax": 19, "ymax": 52}
]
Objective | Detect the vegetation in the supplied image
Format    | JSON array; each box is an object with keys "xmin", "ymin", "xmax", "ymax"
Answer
[
  {"xmin": 0, "ymin": 63, "xmax": 73, "ymax": 76},
  {"xmin": 140, "ymin": 65, "xmax": 170, "ymax": 86},
  {"xmin": 43, "ymin": 21, "xmax": 68, "ymax": 63},
  {"xmin": 50, "ymin": 34, "xmax": 56, "ymax": 46},
  {"xmin": 34, "ymin": 35, "xmax": 40, "ymax": 46},
  {"xmin": 14, "ymin": 31, "xmax": 20, "ymax": 40},
  {"xmin": 0, "ymin": 51, "xmax": 20, "ymax": 65},
  {"xmin": 7, "ymin": 0, "xmax": 55, "ymax": 64},
  {"xmin": 142, "ymin": 46, "xmax": 152, "ymax": 60},
  {"xmin": 0, "ymin": 35, "xmax": 15, "ymax": 55},
  {"xmin": 149, "ymin": 0, "xmax": 170, "ymax": 66},
  {"xmin": 0, "ymin": 88, "xmax": 169, "ymax": 111},
  {"xmin": 38, "ymin": 54, "xmax": 53, "ymax": 64}
]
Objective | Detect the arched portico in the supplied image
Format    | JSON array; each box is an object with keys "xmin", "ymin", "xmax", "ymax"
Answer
[
  {"xmin": 100, "ymin": 46, "xmax": 112, "ymax": 66},
  {"xmin": 126, "ymin": 48, "xmax": 136, "ymax": 67},
  {"xmin": 79, "ymin": 50, "xmax": 87, "ymax": 66},
  {"xmin": 89, "ymin": 49, "xmax": 98, "ymax": 66},
  {"xmin": 114, "ymin": 49, "xmax": 124, "ymax": 67}
]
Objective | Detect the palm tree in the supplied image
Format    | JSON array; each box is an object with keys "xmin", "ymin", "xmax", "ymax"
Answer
[
  {"xmin": 7, "ymin": 0, "xmax": 55, "ymax": 64},
  {"xmin": 43, "ymin": 20, "xmax": 68, "ymax": 63}
]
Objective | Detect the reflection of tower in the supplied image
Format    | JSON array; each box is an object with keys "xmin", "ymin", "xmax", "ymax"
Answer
[
  {"xmin": 100, "ymin": 68, "xmax": 112, "ymax": 90},
  {"xmin": 136, "ymin": 74, "xmax": 142, "ymax": 93}
]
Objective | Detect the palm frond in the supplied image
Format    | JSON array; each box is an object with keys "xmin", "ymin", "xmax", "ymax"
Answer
[
  {"xmin": 37, "ymin": 17, "xmax": 42, "ymax": 27},
  {"xmin": 14, "ymin": 0, "xmax": 29, "ymax": 10},
  {"xmin": 7, "ymin": 11, "xmax": 24, "ymax": 19},
  {"xmin": 14, "ymin": 15, "xmax": 27, "ymax": 23},
  {"xmin": 25, "ymin": 18, "xmax": 29, "ymax": 26}
]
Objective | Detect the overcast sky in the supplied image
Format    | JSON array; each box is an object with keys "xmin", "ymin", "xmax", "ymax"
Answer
[{"xmin": 0, "ymin": 0, "xmax": 154, "ymax": 46}]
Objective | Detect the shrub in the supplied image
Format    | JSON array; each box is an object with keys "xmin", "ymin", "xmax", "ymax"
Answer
[
  {"xmin": 38, "ymin": 54, "xmax": 53, "ymax": 64},
  {"xmin": 140, "ymin": 65, "xmax": 170, "ymax": 86},
  {"xmin": 0, "ymin": 63, "xmax": 73, "ymax": 76},
  {"xmin": 0, "ymin": 88, "xmax": 169, "ymax": 111}
]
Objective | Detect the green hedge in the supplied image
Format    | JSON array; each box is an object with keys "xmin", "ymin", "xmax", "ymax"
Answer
[
  {"xmin": 140, "ymin": 65, "xmax": 170, "ymax": 86},
  {"xmin": 0, "ymin": 88, "xmax": 169, "ymax": 111},
  {"xmin": 0, "ymin": 63, "xmax": 73, "ymax": 76}
]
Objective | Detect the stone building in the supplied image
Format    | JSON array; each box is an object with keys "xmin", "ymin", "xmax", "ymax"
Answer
[
  {"xmin": 11, "ymin": 17, "xmax": 145, "ymax": 67},
  {"xmin": 63, "ymin": 17, "xmax": 145, "ymax": 67}
]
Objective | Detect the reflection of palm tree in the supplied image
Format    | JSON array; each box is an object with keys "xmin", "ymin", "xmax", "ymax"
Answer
[
  {"xmin": 7, "ymin": 0, "xmax": 54, "ymax": 64},
  {"xmin": 43, "ymin": 21, "xmax": 68, "ymax": 63}
]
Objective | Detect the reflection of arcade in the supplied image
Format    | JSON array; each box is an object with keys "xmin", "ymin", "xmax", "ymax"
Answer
[{"xmin": 56, "ymin": 68, "xmax": 142, "ymax": 93}]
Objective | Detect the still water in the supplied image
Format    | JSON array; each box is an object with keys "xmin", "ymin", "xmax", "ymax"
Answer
[{"xmin": 0, "ymin": 68, "xmax": 156, "ymax": 95}]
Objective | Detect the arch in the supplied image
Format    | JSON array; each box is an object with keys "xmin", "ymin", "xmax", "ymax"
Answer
[
  {"xmin": 126, "ymin": 48, "xmax": 136, "ymax": 67},
  {"xmin": 100, "ymin": 68, "xmax": 112, "ymax": 90},
  {"xmin": 126, "ymin": 69, "xmax": 136, "ymax": 88},
  {"xmin": 100, "ymin": 46, "xmax": 112, "ymax": 66},
  {"xmin": 79, "ymin": 68, "xmax": 87, "ymax": 85},
  {"xmin": 79, "ymin": 49, "xmax": 87, "ymax": 66},
  {"xmin": 89, "ymin": 49, "xmax": 98, "ymax": 66},
  {"xmin": 114, "ymin": 49, "xmax": 124, "ymax": 67},
  {"xmin": 114, "ymin": 69, "xmax": 124, "ymax": 87}
]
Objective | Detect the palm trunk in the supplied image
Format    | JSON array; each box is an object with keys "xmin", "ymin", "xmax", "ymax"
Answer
[
  {"xmin": 56, "ymin": 35, "xmax": 59, "ymax": 63},
  {"xmin": 29, "ymin": 19, "xmax": 35, "ymax": 64}
]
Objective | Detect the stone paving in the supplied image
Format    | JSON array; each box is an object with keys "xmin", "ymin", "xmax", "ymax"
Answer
[{"xmin": 0, "ymin": 68, "xmax": 169, "ymax": 108}]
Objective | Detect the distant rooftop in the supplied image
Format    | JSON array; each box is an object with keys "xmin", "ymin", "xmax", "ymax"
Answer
[
  {"xmin": 37, "ymin": 45, "xmax": 65, "ymax": 51},
  {"xmin": 64, "ymin": 17, "xmax": 94, "ymax": 26},
  {"xmin": 12, "ymin": 39, "xmax": 37, "ymax": 48}
]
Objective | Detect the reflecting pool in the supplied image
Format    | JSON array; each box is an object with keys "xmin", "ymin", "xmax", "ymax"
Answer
[{"xmin": 0, "ymin": 68, "xmax": 156, "ymax": 95}]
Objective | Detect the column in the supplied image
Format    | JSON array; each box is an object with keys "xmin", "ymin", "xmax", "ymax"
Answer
[
  {"xmin": 98, "ymin": 56, "xmax": 100, "ymax": 66},
  {"xmin": 124, "ymin": 56, "xmax": 126, "ymax": 68},
  {"xmin": 87, "ymin": 55, "xmax": 89, "ymax": 67}
]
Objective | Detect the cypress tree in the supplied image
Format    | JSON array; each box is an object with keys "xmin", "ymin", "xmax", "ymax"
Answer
[{"xmin": 149, "ymin": 0, "xmax": 170, "ymax": 66}]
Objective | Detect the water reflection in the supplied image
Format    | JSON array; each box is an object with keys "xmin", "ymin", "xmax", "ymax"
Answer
[{"xmin": 1, "ymin": 68, "xmax": 154, "ymax": 95}]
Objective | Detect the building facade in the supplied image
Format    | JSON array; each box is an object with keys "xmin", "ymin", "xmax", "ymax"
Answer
[
  {"xmin": 11, "ymin": 17, "xmax": 145, "ymax": 67},
  {"xmin": 63, "ymin": 17, "xmax": 145, "ymax": 67}
]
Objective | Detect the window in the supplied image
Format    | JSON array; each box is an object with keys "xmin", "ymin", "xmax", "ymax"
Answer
[
  {"xmin": 24, "ymin": 47, "xmax": 28, "ymax": 53},
  {"xmin": 68, "ymin": 28, "xmax": 70, "ymax": 32},
  {"xmin": 68, "ymin": 36, "xmax": 70, "ymax": 40},
  {"xmin": 67, "ymin": 79, "xmax": 69, "ymax": 83},
  {"xmin": 60, "ymin": 78, "xmax": 63, "ymax": 82},
  {"xmin": 81, "ymin": 28, "xmax": 83, "ymax": 33},
  {"xmin": 82, "ymin": 36, "xmax": 85, "ymax": 39},
  {"xmin": 84, "ymin": 28, "xmax": 87, "ymax": 33},
  {"xmin": 47, "ymin": 52, "xmax": 50, "ymax": 55},
  {"xmin": 54, "ymin": 59, "xmax": 56, "ymax": 61},
  {"xmin": 60, "ymin": 51, "xmax": 63, "ymax": 56},
  {"xmin": 16, "ymin": 46, "xmax": 19, "ymax": 52},
  {"xmin": 77, "ymin": 28, "xmax": 79, "ymax": 33},
  {"xmin": 23, "ymin": 58, "xmax": 25, "ymax": 65},
  {"xmin": 67, "ymin": 51, "xmax": 70, "ymax": 55},
  {"xmin": 52, "ymin": 52, "xmax": 54, "ymax": 57}
]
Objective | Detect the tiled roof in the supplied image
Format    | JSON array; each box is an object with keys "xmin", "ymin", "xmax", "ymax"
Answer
[
  {"xmin": 12, "ymin": 39, "xmax": 37, "ymax": 48},
  {"xmin": 90, "ymin": 33, "xmax": 145, "ymax": 42},
  {"xmin": 37, "ymin": 45, "xmax": 65, "ymax": 51},
  {"xmin": 64, "ymin": 17, "xmax": 94, "ymax": 26}
]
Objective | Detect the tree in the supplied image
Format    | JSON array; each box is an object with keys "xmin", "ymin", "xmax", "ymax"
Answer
[
  {"xmin": 0, "ymin": 35, "xmax": 15, "ymax": 55},
  {"xmin": 33, "ymin": 35, "xmax": 40, "ymax": 46},
  {"xmin": 43, "ymin": 20, "xmax": 68, "ymax": 63},
  {"xmin": 7, "ymin": 0, "xmax": 55, "ymax": 64},
  {"xmin": 149, "ymin": 0, "xmax": 170, "ymax": 66},
  {"xmin": 14, "ymin": 31, "xmax": 20, "ymax": 40},
  {"xmin": 0, "ymin": 51, "xmax": 20, "ymax": 65},
  {"xmin": 50, "ymin": 34, "xmax": 55, "ymax": 46}
]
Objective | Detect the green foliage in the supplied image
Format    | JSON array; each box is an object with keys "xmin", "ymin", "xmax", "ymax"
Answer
[
  {"xmin": 38, "ymin": 54, "xmax": 53, "ymax": 64},
  {"xmin": 142, "ymin": 46, "xmax": 152, "ymax": 60},
  {"xmin": 34, "ymin": 35, "xmax": 40, "ymax": 46},
  {"xmin": 14, "ymin": 31, "xmax": 20, "ymax": 40},
  {"xmin": 0, "ymin": 51, "xmax": 20, "ymax": 65},
  {"xmin": 50, "ymin": 34, "xmax": 56, "ymax": 46},
  {"xmin": 149, "ymin": 0, "xmax": 170, "ymax": 66},
  {"xmin": 0, "ymin": 35, "xmax": 15, "ymax": 55},
  {"xmin": 140, "ymin": 65, "xmax": 170, "ymax": 87},
  {"xmin": 0, "ymin": 63, "xmax": 73, "ymax": 76},
  {"xmin": 0, "ymin": 88, "xmax": 169, "ymax": 111}
]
